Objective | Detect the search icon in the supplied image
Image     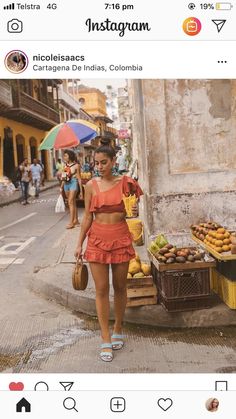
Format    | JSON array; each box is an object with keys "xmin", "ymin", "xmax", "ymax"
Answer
[{"xmin": 63, "ymin": 397, "xmax": 78, "ymax": 412}]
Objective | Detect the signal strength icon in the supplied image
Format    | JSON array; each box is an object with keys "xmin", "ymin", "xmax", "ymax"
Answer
[{"xmin": 3, "ymin": 3, "xmax": 15, "ymax": 9}]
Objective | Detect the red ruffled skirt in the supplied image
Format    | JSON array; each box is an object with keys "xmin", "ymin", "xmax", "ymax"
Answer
[{"xmin": 84, "ymin": 220, "xmax": 135, "ymax": 264}]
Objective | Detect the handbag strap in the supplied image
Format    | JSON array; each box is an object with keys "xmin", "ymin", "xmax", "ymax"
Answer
[{"xmin": 76, "ymin": 256, "xmax": 84, "ymax": 266}]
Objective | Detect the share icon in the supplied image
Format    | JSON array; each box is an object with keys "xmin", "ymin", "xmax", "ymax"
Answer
[
  {"xmin": 59, "ymin": 382, "xmax": 74, "ymax": 391},
  {"xmin": 212, "ymin": 19, "xmax": 227, "ymax": 33}
]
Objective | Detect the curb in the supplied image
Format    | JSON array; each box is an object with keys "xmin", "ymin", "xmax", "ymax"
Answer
[
  {"xmin": 0, "ymin": 182, "xmax": 58, "ymax": 208},
  {"xmin": 29, "ymin": 263, "xmax": 236, "ymax": 329}
]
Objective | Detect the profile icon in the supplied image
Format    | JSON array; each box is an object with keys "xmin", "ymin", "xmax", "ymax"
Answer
[
  {"xmin": 4, "ymin": 50, "xmax": 28, "ymax": 74},
  {"xmin": 205, "ymin": 398, "xmax": 219, "ymax": 412}
]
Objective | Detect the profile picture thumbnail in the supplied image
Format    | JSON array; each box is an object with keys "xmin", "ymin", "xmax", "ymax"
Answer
[
  {"xmin": 4, "ymin": 50, "xmax": 28, "ymax": 74},
  {"xmin": 205, "ymin": 398, "xmax": 219, "ymax": 412}
]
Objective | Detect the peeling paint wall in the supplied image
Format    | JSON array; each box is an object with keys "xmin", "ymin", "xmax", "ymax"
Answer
[{"xmin": 130, "ymin": 80, "xmax": 236, "ymax": 235}]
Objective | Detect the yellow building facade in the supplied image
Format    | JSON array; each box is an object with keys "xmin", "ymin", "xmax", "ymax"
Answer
[
  {"xmin": 0, "ymin": 79, "xmax": 61, "ymax": 181},
  {"xmin": 0, "ymin": 117, "xmax": 48, "ymax": 178},
  {"xmin": 75, "ymin": 87, "xmax": 107, "ymax": 116},
  {"xmin": 75, "ymin": 86, "xmax": 117, "ymax": 143}
]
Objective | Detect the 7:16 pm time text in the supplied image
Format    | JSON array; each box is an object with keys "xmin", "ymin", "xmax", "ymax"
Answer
[{"xmin": 105, "ymin": 3, "xmax": 134, "ymax": 10}]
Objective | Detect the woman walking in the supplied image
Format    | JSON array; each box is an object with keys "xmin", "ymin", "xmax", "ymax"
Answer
[
  {"xmin": 19, "ymin": 158, "xmax": 31, "ymax": 205},
  {"xmin": 74, "ymin": 145, "xmax": 143, "ymax": 362},
  {"xmin": 60, "ymin": 149, "xmax": 82, "ymax": 229}
]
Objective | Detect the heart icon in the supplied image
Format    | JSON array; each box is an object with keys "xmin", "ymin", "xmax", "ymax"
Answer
[
  {"xmin": 157, "ymin": 398, "xmax": 173, "ymax": 411},
  {"xmin": 9, "ymin": 382, "xmax": 24, "ymax": 391}
]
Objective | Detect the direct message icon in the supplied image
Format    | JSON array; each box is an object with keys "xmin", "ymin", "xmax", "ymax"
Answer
[{"xmin": 157, "ymin": 398, "xmax": 173, "ymax": 412}]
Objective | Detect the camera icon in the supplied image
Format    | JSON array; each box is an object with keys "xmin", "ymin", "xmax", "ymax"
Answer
[{"xmin": 7, "ymin": 19, "xmax": 23, "ymax": 33}]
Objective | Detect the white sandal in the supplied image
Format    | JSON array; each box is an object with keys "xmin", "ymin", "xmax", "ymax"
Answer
[
  {"xmin": 100, "ymin": 343, "xmax": 113, "ymax": 362},
  {"xmin": 111, "ymin": 334, "xmax": 125, "ymax": 350}
]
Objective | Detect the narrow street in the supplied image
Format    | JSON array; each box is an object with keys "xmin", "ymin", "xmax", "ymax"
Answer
[{"xmin": 1, "ymin": 189, "xmax": 236, "ymax": 373}]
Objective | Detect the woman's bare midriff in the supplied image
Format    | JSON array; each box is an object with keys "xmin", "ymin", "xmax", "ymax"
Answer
[{"xmin": 94, "ymin": 212, "xmax": 126, "ymax": 224}]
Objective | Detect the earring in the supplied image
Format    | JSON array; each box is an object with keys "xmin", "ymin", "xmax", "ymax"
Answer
[{"xmin": 112, "ymin": 166, "xmax": 118, "ymax": 176}]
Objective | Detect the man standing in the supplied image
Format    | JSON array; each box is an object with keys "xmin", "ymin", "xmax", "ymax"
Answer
[
  {"xmin": 19, "ymin": 158, "xmax": 31, "ymax": 205},
  {"xmin": 116, "ymin": 150, "xmax": 127, "ymax": 175},
  {"xmin": 30, "ymin": 158, "xmax": 42, "ymax": 197}
]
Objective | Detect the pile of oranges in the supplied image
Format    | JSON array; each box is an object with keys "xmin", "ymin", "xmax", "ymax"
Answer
[{"xmin": 204, "ymin": 227, "xmax": 231, "ymax": 253}]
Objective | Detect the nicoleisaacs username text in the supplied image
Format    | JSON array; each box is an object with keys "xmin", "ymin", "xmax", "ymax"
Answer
[{"xmin": 32, "ymin": 54, "xmax": 85, "ymax": 61}]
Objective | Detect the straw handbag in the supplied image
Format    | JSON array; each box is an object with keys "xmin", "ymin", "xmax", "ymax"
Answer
[{"xmin": 72, "ymin": 259, "xmax": 88, "ymax": 291}]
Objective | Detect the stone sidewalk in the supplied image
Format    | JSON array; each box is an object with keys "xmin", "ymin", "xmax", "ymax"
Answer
[{"xmin": 30, "ymin": 226, "xmax": 236, "ymax": 329}]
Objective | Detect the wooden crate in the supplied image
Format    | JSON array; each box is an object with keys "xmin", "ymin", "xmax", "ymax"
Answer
[
  {"xmin": 148, "ymin": 249, "xmax": 216, "ymax": 272},
  {"xmin": 191, "ymin": 234, "xmax": 236, "ymax": 261},
  {"xmin": 126, "ymin": 275, "xmax": 157, "ymax": 307}
]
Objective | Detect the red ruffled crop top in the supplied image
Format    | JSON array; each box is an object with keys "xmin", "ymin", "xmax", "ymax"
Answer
[{"xmin": 89, "ymin": 175, "xmax": 143, "ymax": 213}]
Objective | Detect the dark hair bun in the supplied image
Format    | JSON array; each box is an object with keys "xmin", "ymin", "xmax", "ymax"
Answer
[{"xmin": 95, "ymin": 144, "xmax": 116, "ymax": 159}]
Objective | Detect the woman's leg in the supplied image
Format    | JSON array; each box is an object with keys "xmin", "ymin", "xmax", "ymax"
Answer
[
  {"xmin": 66, "ymin": 190, "xmax": 77, "ymax": 227},
  {"xmin": 89, "ymin": 262, "xmax": 111, "ymax": 346},
  {"xmin": 25, "ymin": 182, "xmax": 29, "ymax": 202},
  {"xmin": 20, "ymin": 181, "xmax": 25, "ymax": 202},
  {"xmin": 111, "ymin": 262, "xmax": 129, "ymax": 335},
  {"xmin": 22, "ymin": 181, "xmax": 28, "ymax": 203},
  {"xmin": 71, "ymin": 189, "xmax": 79, "ymax": 224}
]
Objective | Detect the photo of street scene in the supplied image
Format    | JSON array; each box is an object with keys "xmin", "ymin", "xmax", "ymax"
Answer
[{"xmin": 0, "ymin": 79, "xmax": 236, "ymax": 373}]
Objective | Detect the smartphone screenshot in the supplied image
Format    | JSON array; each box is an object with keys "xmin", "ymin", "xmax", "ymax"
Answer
[{"xmin": 0, "ymin": 0, "xmax": 236, "ymax": 417}]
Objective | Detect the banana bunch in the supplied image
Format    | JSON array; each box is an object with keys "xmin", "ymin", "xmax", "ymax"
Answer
[{"xmin": 122, "ymin": 194, "xmax": 137, "ymax": 217}]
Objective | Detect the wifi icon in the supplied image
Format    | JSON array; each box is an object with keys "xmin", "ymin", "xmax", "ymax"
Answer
[{"xmin": 3, "ymin": 2, "xmax": 15, "ymax": 9}]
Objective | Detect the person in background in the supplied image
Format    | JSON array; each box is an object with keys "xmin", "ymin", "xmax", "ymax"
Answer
[
  {"xmin": 14, "ymin": 165, "xmax": 22, "ymax": 190},
  {"xmin": 19, "ymin": 158, "xmax": 31, "ymax": 205},
  {"xmin": 89, "ymin": 160, "xmax": 95, "ymax": 175},
  {"xmin": 116, "ymin": 151, "xmax": 127, "ymax": 175},
  {"xmin": 60, "ymin": 149, "xmax": 82, "ymax": 229},
  {"xmin": 30, "ymin": 158, "xmax": 42, "ymax": 197},
  {"xmin": 38, "ymin": 159, "xmax": 45, "ymax": 186},
  {"xmin": 56, "ymin": 158, "xmax": 64, "ymax": 183}
]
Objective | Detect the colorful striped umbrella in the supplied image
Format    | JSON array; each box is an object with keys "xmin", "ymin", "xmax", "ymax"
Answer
[{"xmin": 39, "ymin": 119, "xmax": 99, "ymax": 150}]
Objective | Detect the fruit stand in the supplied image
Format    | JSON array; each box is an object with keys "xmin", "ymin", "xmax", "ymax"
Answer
[
  {"xmin": 148, "ymin": 234, "xmax": 217, "ymax": 312},
  {"xmin": 191, "ymin": 222, "xmax": 236, "ymax": 309},
  {"xmin": 127, "ymin": 253, "xmax": 157, "ymax": 307}
]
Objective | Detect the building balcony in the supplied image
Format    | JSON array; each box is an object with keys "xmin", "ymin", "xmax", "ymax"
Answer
[
  {"xmin": 2, "ymin": 88, "xmax": 60, "ymax": 130},
  {"xmin": 0, "ymin": 81, "xmax": 13, "ymax": 112},
  {"xmin": 58, "ymin": 88, "xmax": 81, "ymax": 114}
]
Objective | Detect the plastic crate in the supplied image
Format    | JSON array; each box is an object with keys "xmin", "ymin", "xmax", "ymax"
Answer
[
  {"xmin": 159, "ymin": 293, "xmax": 215, "ymax": 312},
  {"xmin": 216, "ymin": 260, "xmax": 236, "ymax": 281},
  {"xmin": 156, "ymin": 268, "xmax": 210, "ymax": 299},
  {"xmin": 211, "ymin": 269, "xmax": 236, "ymax": 309}
]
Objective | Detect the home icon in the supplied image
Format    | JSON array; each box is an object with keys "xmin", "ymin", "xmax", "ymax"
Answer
[{"xmin": 16, "ymin": 397, "xmax": 31, "ymax": 413}]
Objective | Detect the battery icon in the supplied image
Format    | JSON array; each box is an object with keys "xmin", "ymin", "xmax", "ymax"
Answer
[{"xmin": 216, "ymin": 3, "xmax": 233, "ymax": 9}]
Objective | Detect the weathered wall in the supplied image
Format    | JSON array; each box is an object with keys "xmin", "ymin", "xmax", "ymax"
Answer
[{"xmin": 131, "ymin": 80, "xmax": 236, "ymax": 235}]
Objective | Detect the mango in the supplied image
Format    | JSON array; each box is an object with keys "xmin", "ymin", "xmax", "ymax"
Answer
[
  {"xmin": 133, "ymin": 272, "xmax": 145, "ymax": 278},
  {"xmin": 128, "ymin": 261, "xmax": 141, "ymax": 275},
  {"xmin": 141, "ymin": 263, "xmax": 151, "ymax": 276}
]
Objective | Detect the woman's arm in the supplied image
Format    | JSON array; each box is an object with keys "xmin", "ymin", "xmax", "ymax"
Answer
[{"xmin": 74, "ymin": 181, "xmax": 93, "ymax": 258}]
